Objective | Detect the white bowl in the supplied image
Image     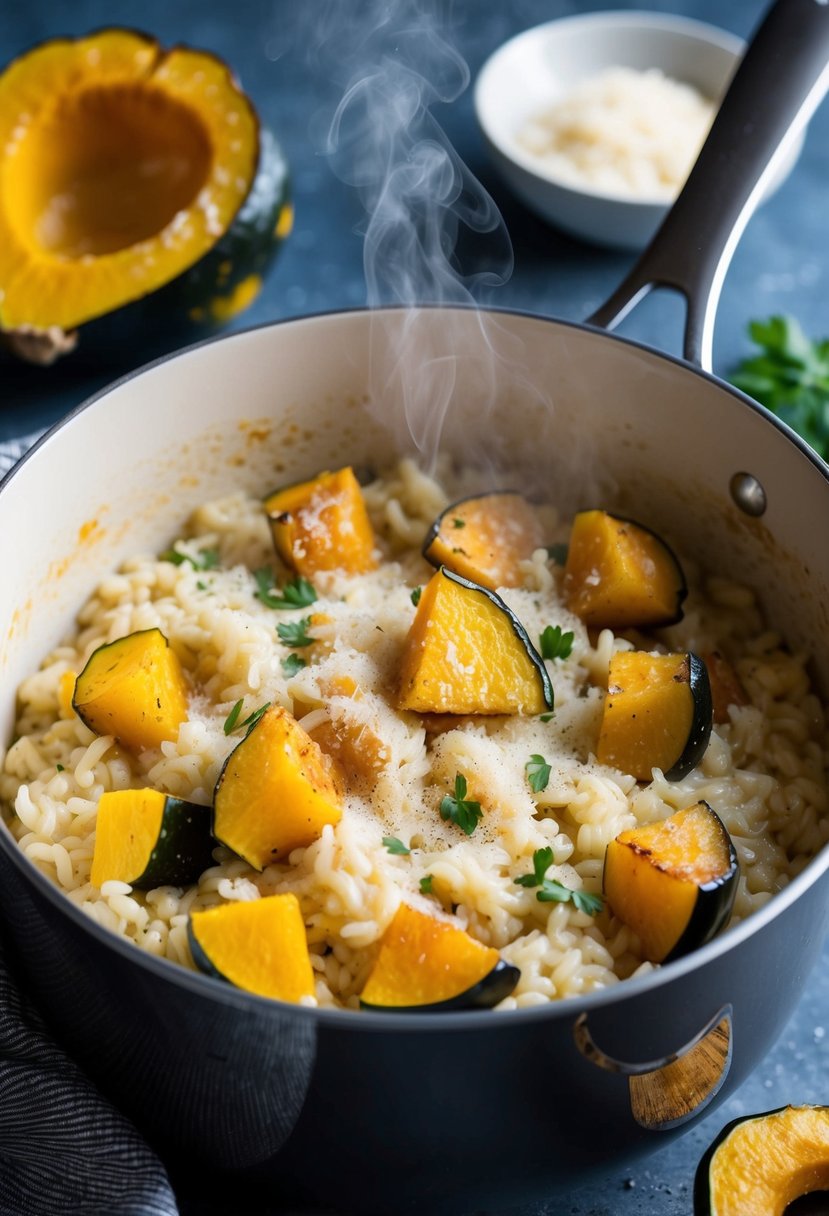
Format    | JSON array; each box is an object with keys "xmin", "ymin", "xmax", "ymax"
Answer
[{"xmin": 474, "ymin": 10, "xmax": 804, "ymax": 251}]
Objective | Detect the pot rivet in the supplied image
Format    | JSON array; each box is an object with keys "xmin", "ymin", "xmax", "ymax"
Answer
[{"xmin": 730, "ymin": 472, "xmax": 766, "ymax": 517}]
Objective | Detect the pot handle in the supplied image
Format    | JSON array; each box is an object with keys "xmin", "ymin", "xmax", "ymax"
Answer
[{"xmin": 587, "ymin": 0, "xmax": 829, "ymax": 372}]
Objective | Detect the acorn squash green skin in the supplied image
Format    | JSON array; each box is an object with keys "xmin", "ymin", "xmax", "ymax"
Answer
[
  {"xmin": 442, "ymin": 568, "xmax": 555, "ymax": 712},
  {"xmin": 662, "ymin": 804, "xmax": 739, "ymax": 965},
  {"xmin": 663, "ymin": 653, "xmax": 714, "ymax": 781},
  {"xmin": 131, "ymin": 797, "xmax": 216, "ymax": 889},
  {"xmin": 359, "ymin": 959, "xmax": 521, "ymax": 1013},
  {"xmin": 187, "ymin": 917, "xmax": 228, "ymax": 985},
  {"xmin": 69, "ymin": 127, "xmax": 290, "ymax": 366},
  {"xmin": 693, "ymin": 1108, "xmax": 781, "ymax": 1215}
]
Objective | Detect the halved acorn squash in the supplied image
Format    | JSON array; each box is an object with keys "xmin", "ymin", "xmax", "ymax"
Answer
[
  {"xmin": 603, "ymin": 801, "xmax": 738, "ymax": 963},
  {"xmin": 0, "ymin": 29, "xmax": 290, "ymax": 363},
  {"xmin": 695, "ymin": 1105, "xmax": 829, "ymax": 1216}
]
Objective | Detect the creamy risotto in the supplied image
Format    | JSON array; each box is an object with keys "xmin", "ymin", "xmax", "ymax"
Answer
[{"xmin": 2, "ymin": 458, "xmax": 828, "ymax": 1010}]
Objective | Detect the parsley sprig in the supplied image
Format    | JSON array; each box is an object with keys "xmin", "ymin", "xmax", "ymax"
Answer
[
  {"xmin": 281, "ymin": 654, "xmax": 307, "ymax": 678},
  {"xmin": 277, "ymin": 617, "xmax": 315, "ymax": 648},
  {"xmin": 383, "ymin": 836, "xmax": 411, "ymax": 855},
  {"xmin": 729, "ymin": 316, "xmax": 829, "ymax": 459},
  {"xmin": 539, "ymin": 625, "xmax": 574, "ymax": 661},
  {"xmin": 254, "ymin": 567, "xmax": 317, "ymax": 610},
  {"xmin": 526, "ymin": 754, "xmax": 551, "ymax": 793},
  {"xmin": 160, "ymin": 544, "xmax": 220, "ymax": 571},
  {"xmin": 223, "ymin": 699, "xmax": 272, "ymax": 736},
  {"xmin": 439, "ymin": 773, "xmax": 483, "ymax": 836},
  {"xmin": 514, "ymin": 848, "xmax": 603, "ymax": 915}
]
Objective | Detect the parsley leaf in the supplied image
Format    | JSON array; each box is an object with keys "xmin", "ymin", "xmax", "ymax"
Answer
[
  {"xmin": 277, "ymin": 616, "xmax": 314, "ymax": 648},
  {"xmin": 526, "ymin": 754, "xmax": 551, "ymax": 793},
  {"xmin": 161, "ymin": 544, "xmax": 220, "ymax": 571},
  {"xmin": 513, "ymin": 847, "xmax": 603, "ymax": 915},
  {"xmin": 729, "ymin": 315, "xmax": 829, "ymax": 460},
  {"xmin": 452, "ymin": 517, "xmax": 466, "ymax": 529},
  {"xmin": 419, "ymin": 874, "xmax": 434, "ymax": 894},
  {"xmin": 538, "ymin": 712, "xmax": 555, "ymax": 723},
  {"xmin": 281, "ymin": 654, "xmax": 307, "ymax": 678},
  {"xmin": 254, "ymin": 567, "xmax": 317, "ymax": 610},
  {"xmin": 223, "ymin": 699, "xmax": 243, "ymax": 735},
  {"xmin": 539, "ymin": 624, "xmax": 574, "ymax": 661},
  {"xmin": 223, "ymin": 700, "xmax": 271, "ymax": 736},
  {"xmin": 56, "ymin": 763, "xmax": 65, "ymax": 772},
  {"xmin": 383, "ymin": 836, "xmax": 411, "ymax": 855},
  {"xmin": 439, "ymin": 773, "xmax": 483, "ymax": 836},
  {"xmin": 411, "ymin": 586, "xmax": 422, "ymax": 607}
]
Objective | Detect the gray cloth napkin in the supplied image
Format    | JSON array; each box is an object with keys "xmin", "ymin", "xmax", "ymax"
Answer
[{"xmin": 0, "ymin": 429, "xmax": 179, "ymax": 1215}]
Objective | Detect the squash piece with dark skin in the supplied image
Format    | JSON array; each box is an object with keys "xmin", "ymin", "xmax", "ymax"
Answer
[
  {"xmin": 73, "ymin": 628, "xmax": 189, "ymax": 752},
  {"xmin": 188, "ymin": 893, "xmax": 315, "ymax": 1003},
  {"xmin": 264, "ymin": 467, "xmax": 376, "ymax": 577},
  {"xmin": 694, "ymin": 1105, "xmax": 829, "ymax": 1216},
  {"xmin": 603, "ymin": 801, "xmax": 738, "ymax": 964},
  {"xmin": 0, "ymin": 30, "xmax": 289, "ymax": 365},
  {"xmin": 564, "ymin": 510, "xmax": 687, "ymax": 629},
  {"xmin": 597, "ymin": 651, "xmax": 713, "ymax": 781},
  {"xmin": 213, "ymin": 705, "xmax": 343, "ymax": 869},
  {"xmin": 360, "ymin": 902, "xmax": 520, "ymax": 1011},
  {"xmin": 91, "ymin": 788, "xmax": 214, "ymax": 889},
  {"xmin": 422, "ymin": 492, "xmax": 545, "ymax": 591},
  {"xmin": 396, "ymin": 567, "xmax": 553, "ymax": 715}
]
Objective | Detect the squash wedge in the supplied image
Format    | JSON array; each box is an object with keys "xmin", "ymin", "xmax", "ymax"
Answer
[
  {"xmin": 265, "ymin": 467, "xmax": 376, "ymax": 576},
  {"xmin": 422, "ymin": 492, "xmax": 545, "ymax": 590},
  {"xmin": 73, "ymin": 628, "xmax": 189, "ymax": 752},
  {"xmin": 603, "ymin": 800, "xmax": 738, "ymax": 963},
  {"xmin": 188, "ymin": 893, "xmax": 315, "ymax": 1003},
  {"xmin": 397, "ymin": 567, "xmax": 553, "ymax": 715},
  {"xmin": 91, "ymin": 788, "xmax": 214, "ymax": 889},
  {"xmin": 597, "ymin": 651, "xmax": 712, "ymax": 781},
  {"xmin": 213, "ymin": 705, "xmax": 343, "ymax": 868},
  {"xmin": 695, "ymin": 1105, "xmax": 829, "ymax": 1216},
  {"xmin": 564, "ymin": 510, "xmax": 686, "ymax": 629},
  {"xmin": 360, "ymin": 903, "xmax": 519, "ymax": 1011}
]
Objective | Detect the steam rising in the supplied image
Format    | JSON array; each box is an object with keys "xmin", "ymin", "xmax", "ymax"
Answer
[{"xmin": 311, "ymin": 0, "xmax": 552, "ymax": 472}]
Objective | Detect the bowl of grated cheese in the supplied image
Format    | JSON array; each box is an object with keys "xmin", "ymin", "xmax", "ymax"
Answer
[{"xmin": 474, "ymin": 10, "xmax": 805, "ymax": 250}]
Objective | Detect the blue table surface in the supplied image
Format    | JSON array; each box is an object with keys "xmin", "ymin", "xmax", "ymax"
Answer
[{"xmin": 1, "ymin": 1, "xmax": 828, "ymax": 1213}]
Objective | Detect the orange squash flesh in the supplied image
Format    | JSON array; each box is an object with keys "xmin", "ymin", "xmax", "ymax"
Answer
[
  {"xmin": 597, "ymin": 651, "xmax": 711, "ymax": 781},
  {"xmin": 704, "ymin": 650, "xmax": 749, "ymax": 724},
  {"xmin": 264, "ymin": 467, "xmax": 376, "ymax": 576},
  {"xmin": 360, "ymin": 903, "xmax": 510, "ymax": 1009},
  {"xmin": 307, "ymin": 678, "xmax": 390, "ymax": 779},
  {"xmin": 72, "ymin": 628, "xmax": 189, "ymax": 752},
  {"xmin": 564, "ymin": 510, "xmax": 686, "ymax": 629},
  {"xmin": 188, "ymin": 894, "xmax": 315, "ymax": 1003},
  {"xmin": 699, "ymin": 1106, "xmax": 829, "ymax": 1216},
  {"xmin": 212, "ymin": 706, "xmax": 343, "ymax": 869},
  {"xmin": 603, "ymin": 801, "xmax": 738, "ymax": 963},
  {"xmin": 91, "ymin": 788, "xmax": 214, "ymax": 888},
  {"xmin": 397, "ymin": 568, "xmax": 553, "ymax": 715},
  {"xmin": 0, "ymin": 30, "xmax": 258, "ymax": 331},
  {"xmin": 422, "ymin": 493, "xmax": 545, "ymax": 590}
]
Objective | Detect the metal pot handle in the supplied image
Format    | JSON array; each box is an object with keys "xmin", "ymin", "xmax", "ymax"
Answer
[{"xmin": 587, "ymin": 0, "xmax": 829, "ymax": 372}]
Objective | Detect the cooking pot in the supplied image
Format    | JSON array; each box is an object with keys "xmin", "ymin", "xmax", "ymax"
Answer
[{"xmin": 1, "ymin": 2, "xmax": 829, "ymax": 1213}]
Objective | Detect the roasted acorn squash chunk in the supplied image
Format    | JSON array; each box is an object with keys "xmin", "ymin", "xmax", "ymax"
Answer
[
  {"xmin": 703, "ymin": 650, "xmax": 749, "ymax": 724},
  {"xmin": 603, "ymin": 801, "xmax": 738, "ymax": 963},
  {"xmin": 360, "ymin": 903, "xmax": 519, "ymax": 1011},
  {"xmin": 564, "ymin": 510, "xmax": 686, "ymax": 629},
  {"xmin": 73, "ymin": 628, "xmax": 189, "ymax": 752},
  {"xmin": 265, "ymin": 467, "xmax": 376, "ymax": 576},
  {"xmin": 695, "ymin": 1105, "xmax": 829, "ymax": 1216},
  {"xmin": 213, "ymin": 705, "xmax": 343, "ymax": 869},
  {"xmin": 597, "ymin": 651, "xmax": 712, "ymax": 781},
  {"xmin": 91, "ymin": 788, "xmax": 214, "ymax": 889},
  {"xmin": 0, "ymin": 29, "xmax": 290, "ymax": 364},
  {"xmin": 188, "ymin": 894, "xmax": 315, "ymax": 1003},
  {"xmin": 422, "ymin": 492, "xmax": 545, "ymax": 590},
  {"xmin": 396, "ymin": 567, "xmax": 553, "ymax": 715}
]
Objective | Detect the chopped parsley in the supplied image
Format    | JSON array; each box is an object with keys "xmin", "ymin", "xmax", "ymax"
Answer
[
  {"xmin": 196, "ymin": 580, "xmax": 209, "ymax": 592},
  {"xmin": 526, "ymin": 754, "xmax": 552, "ymax": 793},
  {"xmin": 452, "ymin": 517, "xmax": 466, "ymax": 529},
  {"xmin": 160, "ymin": 544, "xmax": 220, "ymax": 571},
  {"xmin": 514, "ymin": 847, "xmax": 603, "ymax": 915},
  {"xmin": 410, "ymin": 586, "xmax": 422, "ymax": 607},
  {"xmin": 277, "ymin": 616, "xmax": 315, "ymax": 648},
  {"xmin": 439, "ymin": 773, "xmax": 483, "ymax": 837},
  {"xmin": 56, "ymin": 764, "xmax": 65, "ymax": 772},
  {"xmin": 254, "ymin": 567, "xmax": 317, "ymax": 610},
  {"xmin": 281, "ymin": 654, "xmax": 307, "ymax": 678},
  {"xmin": 383, "ymin": 836, "xmax": 411, "ymax": 856},
  {"xmin": 538, "ymin": 712, "xmax": 555, "ymax": 723},
  {"xmin": 539, "ymin": 624, "xmax": 574, "ymax": 661},
  {"xmin": 223, "ymin": 699, "xmax": 271, "ymax": 736},
  {"xmin": 419, "ymin": 874, "xmax": 434, "ymax": 895}
]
